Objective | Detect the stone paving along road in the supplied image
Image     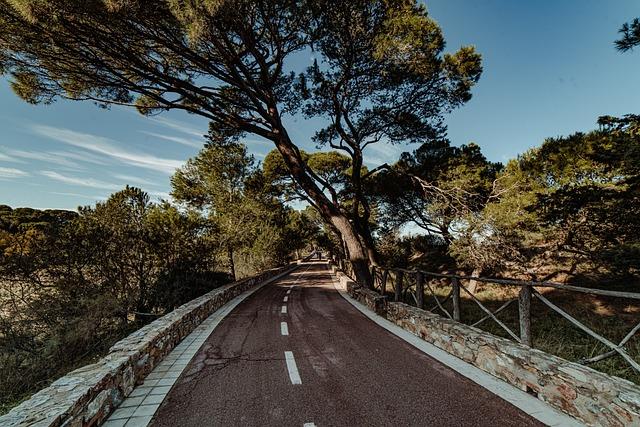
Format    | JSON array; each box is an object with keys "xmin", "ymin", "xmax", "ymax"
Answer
[{"xmin": 144, "ymin": 261, "xmax": 540, "ymax": 427}]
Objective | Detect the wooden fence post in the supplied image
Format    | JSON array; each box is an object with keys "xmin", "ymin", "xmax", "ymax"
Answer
[
  {"xmin": 381, "ymin": 270, "xmax": 388, "ymax": 297},
  {"xmin": 371, "ymin": 266, "xmax": 377, "ymax": 290},
  {"xmin": 519, "ymin": 285, "xmax": 532, "ymax": 346},
  {"xmin": 452, "ymin": 277, "xmax": 461, "ymax": 322},
  {"xmin": 395, "ymin": 271, "xmax": 404, "ymax": 302},
  {"xmin": 416, "ymin": 271, "xmax": 424, "ymax": 309}
]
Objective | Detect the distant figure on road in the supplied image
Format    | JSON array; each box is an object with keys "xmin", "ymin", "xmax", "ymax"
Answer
[{"xmin": 317, "ymin": 252, "xmax": 322, "ymax": 260}]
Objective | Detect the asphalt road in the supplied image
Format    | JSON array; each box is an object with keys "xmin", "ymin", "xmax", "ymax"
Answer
[{"xmin": 150, "ymin": 261, "xmax": 542, "ymax": 427}]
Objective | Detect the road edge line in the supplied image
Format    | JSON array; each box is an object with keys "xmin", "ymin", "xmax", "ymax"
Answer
[{"xmin": 330, "ymin": 269, "xmax": 584, "ymax": 427}]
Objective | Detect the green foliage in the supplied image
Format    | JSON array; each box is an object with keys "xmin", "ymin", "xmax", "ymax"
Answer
[
  {"xmin": 0, "ymin": 0, "xmax": 481, "ymax": 276},
  {"xmin": 0, "ymin": 187, "xmax": 224, "ymax": 413},
  {"xmin": 375, "ymin": 139, "xmax": 500, "ymax": 246},
  {"xmin": 616, "ymin": 17, "xmax": 640, "ymax": 52},
  {"xmin": 454, "ymin": 117, "xmax": 640, "ymax": 278},
  {"xmin": 172, "ymin": 134, "xmax": 318, "ymax": 277}
]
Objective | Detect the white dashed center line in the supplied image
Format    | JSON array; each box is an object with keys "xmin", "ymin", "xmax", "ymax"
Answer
[
  {"xmin": 283, "ymin": 296, "xmax": 289, "ymax": 302},
  {"xmin": 284, "ymin": 351, "xmax": 302, "ymax": 384},
  {"xmin": 286, "ymin": 289, "xmax": 292, "ymax": 295},
  {"xmin": 281, "ymin": 322, "xmax": 289, "ymax": 336},
  {"xmin": 281, "ymin": 305, "xmax": 287, "ymax": 314},
  {"xmin": 303, "ymin": 423, "xmax": 316, "ymax": 427}
]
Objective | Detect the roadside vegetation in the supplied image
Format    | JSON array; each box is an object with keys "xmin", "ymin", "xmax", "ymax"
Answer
[
  {"xmin": 0, "ymin": 0, "xmax": 639, "ymax": 412},
  {"xmin": 374, "ymin": 115, "xmax": 640, "ymax": 383},
  {"xmin": 0, "ymin": 135, "xmax": 319, "ymax": 414}
]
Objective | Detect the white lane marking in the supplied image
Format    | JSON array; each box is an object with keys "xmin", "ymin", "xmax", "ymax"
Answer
[
  {"xmin": 281, "ymin": 305, "xmax": 287, "ymax": 314},
  {"xmin": 104, "ymin": 265, "xmax": 303, "ymax": 426},
  {"xmin": 284, "ymin": 351, "xmax": 302, "ymax": 384},
  {"xmin": 281, "ymin": 322, "xmax": 289, "ymax": 336},
  {"xmin": 303, "ymin": 423, "xmax": 316, "ymax": 427},
  {"xmin": 286, "ymin": 289, "xmax": 292, "ymax": 294},
  {"xmin": 290, "ymin": 263, "xmax": 313, "ymax": 287},
  {"xmin": 283, "ymin": 296, "xmax": 289, "ymax": 302}
]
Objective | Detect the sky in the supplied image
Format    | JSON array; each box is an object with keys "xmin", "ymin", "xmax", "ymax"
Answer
[{"xmin": 0, "ymin": 0, "xmax": 639, "ymax": 210}]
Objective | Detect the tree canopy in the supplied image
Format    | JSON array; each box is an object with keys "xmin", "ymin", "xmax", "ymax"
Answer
[
  {"xmin": 616, "ymin": 17, "xmax": 640, "ymax": 52},
  {"xmin": 0, "ymin": 0, "xmax": 482, "ymax": 285}
]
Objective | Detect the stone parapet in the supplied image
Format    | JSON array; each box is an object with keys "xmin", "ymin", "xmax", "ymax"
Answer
[
  {"xmin": 384, "ymin": 301, "xmax": 640, "ymax": 426},
  {"xmin": 331, "ymin": 264, "xmax": 386, "ymax": 315},
  {"xmin": 0, "ymin": 263, "xmax": 299, "ymax": 427},
  {"xmin": 327, "ymin": 260, "xmax": 640, "ymax": 426}
]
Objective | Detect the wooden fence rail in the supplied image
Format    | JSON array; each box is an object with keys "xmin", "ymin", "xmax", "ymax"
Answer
[{"xmin": 339, "ymin": 257, "xmax": 640, "ymax": 375}]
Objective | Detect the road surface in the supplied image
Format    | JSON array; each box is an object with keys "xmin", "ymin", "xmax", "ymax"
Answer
[{"xmin": 150, "ymin": 261, "xmax": 541, "ymax": 427}]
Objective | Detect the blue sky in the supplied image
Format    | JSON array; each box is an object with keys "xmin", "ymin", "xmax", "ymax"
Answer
[{"xmin": 1, "ymin": 1, "xmax": 639, "ymax": 210}]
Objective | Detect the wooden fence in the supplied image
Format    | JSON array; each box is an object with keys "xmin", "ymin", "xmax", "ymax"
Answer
[{"xmin": 335, "ymin": 257, "xmax": 640, "ymax": 374}]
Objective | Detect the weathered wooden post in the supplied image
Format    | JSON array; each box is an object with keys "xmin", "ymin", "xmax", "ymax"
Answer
[
  {"xmin": 416, "ymin": 271, "xmax": 424, "ymax": 309},
  {"xmin": 452, "ymin": 277, "xmax": 461, "ymax": 322},
  {"xmin": 371, "ymin": 266, "xmax": 377, "ymax": 290},
  {"xmin": 519, "ymin": 285, "xmax": 532, "ymax": 346},
  {"xmin": 381, "ymin": 270, "xmax": 388, "ymax": 297},
  {"xmin": 394, "ymin": 271, "xmax": 404, "ymax": 302}
]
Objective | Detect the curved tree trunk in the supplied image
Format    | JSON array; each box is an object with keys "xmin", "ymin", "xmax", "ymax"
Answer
[
  {"xmin": 355, "ymin": 222, "xmax": 381, "ymax": 267},
  {"xmin": 267, "ymin": 122, "xmax": 373, "ymax": 287},
  {"xmin": 227, "ymin": 246, "xmax": 236, "ymax": 281}
]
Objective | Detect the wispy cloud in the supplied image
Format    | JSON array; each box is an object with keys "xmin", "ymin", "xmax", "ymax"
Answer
[
  {"xmin": 51, "ymin": 150, "xmax": 110, "ymax": 166},
  {"xmin": 0, "ymin": 167, "xmax": 30, "ymax": 179},
  {"xmin": 51, "ymin": 191, "xmax": 102, "ymax": 200},
  {"xmin": 113, "ymin": 174, "xmax": 159, "ymax": 187},
  {"xmin": 4, "ymin": 148, "xmax": 83, "ymax": 170},
  {"xmin": 0, "ymin": 152, "xmax": 19, "ymax": 163},
  {"xmin": 140, "ymin": 131, "xmax": 203, "ymax": 148},
  {"xmin": 149, "ymin": 116, "xmax": 205, "ymax": 138},
  {"xmin": 149, "ymin": 190, "xmax": 172, "ymax": 200},
  {"xmin": 41, "ymin": 170, "xmax": 121, "ymax": 190},
  {"xmin": 31, "ymin": 125, "xmax": 185, "ymax": 174},
  {"xmin": 363, "ymin": 142, "xmax": 408, "ymax": 166}
]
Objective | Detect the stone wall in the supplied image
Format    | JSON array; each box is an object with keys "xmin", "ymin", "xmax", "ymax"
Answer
[
  {"xmin": 333, "ymin": 267, "xmax": 386, "ymax": 315},
  {"xmin": 0, "ymin": 263, "xmax": 299, "ymax": 427},
  {"xmin": 330, "ymin": 262, "xmax": 640, "ymax": 427},
  {"xmin": 386, "ymin": 303, "xmax": 640, "ymax": 426}
]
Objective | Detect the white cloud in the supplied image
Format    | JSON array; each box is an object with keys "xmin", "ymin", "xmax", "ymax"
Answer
[
  {"xmin": 51, "ymin": 191, "xmax": 102, "ymax": 200},
  {"xmin": 51, "ymin": 150, "xmax": 110, "ymax": 166},
  {"xmin": 140, "ymin": 131, "xmax": 203, "ymax": 148},
  {"xmin": 149, "ymin": 190, "xmax": 172, "ymax": 200},
  {"xmin": 0, "ymin": 167, "xmax": 30, "ymax": 178},
  {"xmin": 113, "ymin": 174, "xmax": 159, "ymax": 187},
  {"xmin": 4, "ymin": 148, "xmax": 83, "ymax": 170},
  {"xmin": 0, "ymin": 152, "xmax": 18, "ymax": 162},
  {"xmin": 363, "ymin": 142, "xmax": 412, "ymax": 166},
  {"xmin": 31, "ymin": 125, "xmax": 185, "ymax": 174},
  {"xmin": 41, "ymin": 170, "xmax": 121, "ymax": 190},
  {"xmin": 148, "ymin": 116, "xmax": 205, "ymax": 138}
]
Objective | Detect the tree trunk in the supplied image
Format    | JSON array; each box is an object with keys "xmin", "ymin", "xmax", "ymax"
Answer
[
  {"xmin": 355, "ymin": 222, "xmax": 381, "ymax": 267},
  {"xmin": 331, "ymin": 215, "xmax": 373, "ymax": 288},
  {"xmin": 268, "ymin": 112, "xmax": 373, "ymax": 287},
  {"xmin": 227, "ymin": 246, "xmax": 236, "ymax": 281}
]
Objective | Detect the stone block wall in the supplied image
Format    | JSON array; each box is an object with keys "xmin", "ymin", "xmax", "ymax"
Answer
[
  {"xmin": 0, "ymin": 263, "xmax": 299, "ymax": 427},
  {"xmin": 329, "ymin": 261, "xmax": 640, "ymax": 426},
  {"xmin": 332, "ymin": 266, "xmax": 386, "ymax": 315},
  {"xmin": 386, "ymin": 302, "xmax": 640, "ymax": 426}
]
